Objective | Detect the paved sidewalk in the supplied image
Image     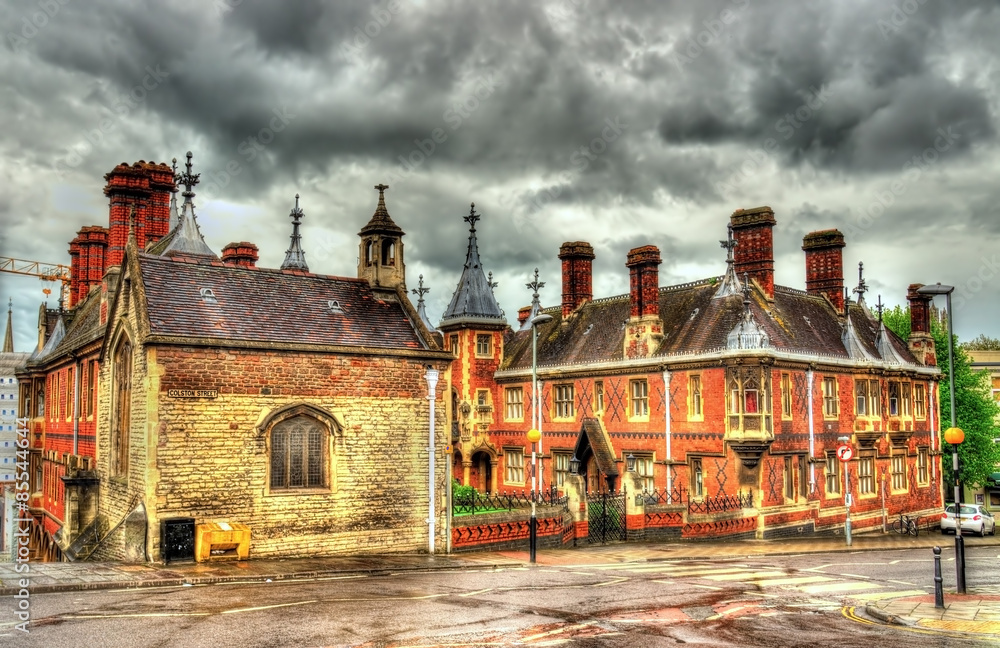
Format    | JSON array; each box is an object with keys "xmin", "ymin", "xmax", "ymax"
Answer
[{"xmin": 866, "ymin": 593, "xmax": 1000, "ymax": 637}]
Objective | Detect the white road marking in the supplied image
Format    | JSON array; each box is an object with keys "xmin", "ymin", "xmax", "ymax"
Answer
[
  {"xmin": 847, "ymin": 589, "xmax": 927, "ymax": 601},
  {"xmin": 459, "ymin": 588, "xmax": 494, "ymax": 597},
  {"xmin": 752, "ymin": 576, "xmax": 837, "ymax": 587},
  {"xmin": 703, "ymin": 571, "xmax": 786, "ymax": 581},
  {"xmin": 798, "ymin": 582, "xmax": 884, "ymax": 594},
  {"xmin": 888, "ymin": 579, "xmax": 916, "ymax": 586},
  {"xmin": 222, "ymin": 600, "xmax": 318, "ymax": 614},
  {"xmin": 837, "ymin": 573, "xmax": 870, "ymax": 579},
  {"xmin": 593, "ymin": 578, "xmax": 629, "ymax": 587}
]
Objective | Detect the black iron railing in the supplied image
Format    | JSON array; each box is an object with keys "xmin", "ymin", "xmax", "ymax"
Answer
[
  {"xmin": 688, "ymin": 490, "xmax": 754, "ymax": 514},
  {"xmin": 452, "ymin": 488, "xmax": 568, "ymax": 516},
  {"xmin": 636, "ymin": 485, "xmax": 687, "ymax": 506}
]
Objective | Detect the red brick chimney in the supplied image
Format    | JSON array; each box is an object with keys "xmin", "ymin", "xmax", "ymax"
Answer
[
  {"xmin": 624, "ymin": 245, "xmax": 663, "ymax": 358},
  {"xmin": 906, "ymin": 284, "xmax": 936, "ymax": 366},
  {"xmin": 558, "ymin": 241, "xmax": 595, "ymax": 317},
  {"xmin": 802, "ymin": 229, "xmax": 846, "ymax": 312},
  {"xmin": 627, "ymin": 246, "xmax": 661, "ymax": 318},
  {"xmin": 103, "ymin": 160, "xmax": 175, "ymax": 268},
  {"xmin": 730, "ymin": 206, "xmax": 776, "ymax": 299},
  {"xmin": 221, "ymin": 242, "xmax": 260, "ymax": 268},
  {"xmin": 68, "ymin": 226, "xmax": 108, "ymax": 307}
]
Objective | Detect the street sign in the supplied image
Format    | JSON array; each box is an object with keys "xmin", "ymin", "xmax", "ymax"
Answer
[{"xmin": 837, "ymin": 444, "xmax": 854, "ymax": 462}]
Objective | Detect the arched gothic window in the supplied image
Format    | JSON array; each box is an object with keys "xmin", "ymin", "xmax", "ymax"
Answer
[
  {"xmin": 270, "ymin": 414, "xmax": 329, "ymax": 490},
  {"xmin": 111, "ymin": 338, "xmax": 132, "ymax": 477},
  {"xmin": 381, "ymin": 239, "xmax": 395, "ymax": 266}
]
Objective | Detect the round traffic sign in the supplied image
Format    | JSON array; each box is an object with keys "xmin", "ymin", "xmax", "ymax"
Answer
[{"xmin": 836, "ymin": 444, "xmax": 854, "ymax": 462}]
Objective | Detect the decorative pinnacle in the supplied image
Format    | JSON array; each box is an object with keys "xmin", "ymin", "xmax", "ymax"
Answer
[
  {"xmin": 720, "ymin": 223, "xmax": 738, "ymax": 264},
  {"xmin": 526, "ymin": 267, "xmax": 545, "ymax": 299},
  {"xmin": 171, "ymin": 158, "xmax": 179, "ymax": 193},
  {"xmin": 180, "ymin": 151, "xmax": 200, "ymax": 199},
  {"xmin": 742, "ymin": 273, "xmax": 751, "ymax": 306},
  {"xmin": 412, "ymin": 274, "xmax": 430, "ymax": 303},
  {"xmin": 488, "ymin": 271, "xmax": 498, "ymax": 290},
  {"xmin": 374, "ymin": 184, "xmax": 389, "ymax": 214},
  {"xmin": 875, "ymin": 294, "xmax": 885, "ymax": 323},
  {"xmin": 290, "ymin": 193, "xmax": 303, "ymax": 224},
  {"xmin": 464, "ymin": 203, "xmax": 480, "ymax": 231},
  {"xmin": 853, "ymin": 261, "xmax": 868, "ymax": 300}
]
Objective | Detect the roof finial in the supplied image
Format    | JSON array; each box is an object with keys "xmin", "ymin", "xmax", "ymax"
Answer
[
  {"xmin": 742, "ymin": 273, "xmax": 751, "ymax": 306},
  {"xmin": 412, "ymin": 274, "xmax": 430, "ymax": 302},
  {"xmin": 526, "ymin": 267, "xmax": 545, "ymax": 301},
  {"xmin": 374, "ymin": 183, "xmax": 389, "ymax": 215},
  {"xmin": 180, "ymin": 151, "xmax": 199, "ymax": 200},
  {"xmin": 464, "ymin": 203, "xmax": 480, "ymax": 232},
  {"xmin": 853, "ymin": 261, "xmax": 868, "ymax": 301},
  {"xmin": 875, "ymin": 294, "xmax": 885, "ymax": 323},
  {"xmin": 171, "ymin": 158, "xmax": 179, "ymax": 190},
  {"xmin": 280, "ymin": 194, "xmax": 309, "ymax": 271},
  {"xmin": 487, "ymin": 271, "xmax": 498, "ymax": 290},
  {"xmin": 722, "ymin": 223, "xmax": 738, "ymax": 264}
]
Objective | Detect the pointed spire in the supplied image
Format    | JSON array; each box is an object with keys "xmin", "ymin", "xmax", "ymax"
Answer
[
  {"xmin": 842, "ymin": 290, "xmax": 874, "ymax": 360},
  {"xmin": 160, "ymin": 151, "xmax": 217, "ymax": 257},
  {"xmin": 3, "ymin": 298, "xmax": 13, "ymax": 353},
  {"xmin": 519, "ymin": 268, "xmax": 546, "ymax": 331},
  {"xmin": 714, "ymin": 223, "xmax": 742, "ymax": 298},
  {"xmin": 440, "ymin": 203, "xmax": 505, "ymax": 326},
  {"xmin": 411, "ymin": 274, "xmax": 437, "ymax": 332},
  {"xmin": 168, "ymin": 157, "xmax": 180, "ymax": 231},
  {"xmin": 280, "ymin": 194, "xmax": 309, "ymax": 272},
  {"xmin": 359, "ymin": 183, "xmax": 403, "ymax": 235}
]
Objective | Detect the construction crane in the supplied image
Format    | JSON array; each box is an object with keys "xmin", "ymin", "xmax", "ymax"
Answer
[{"xmin": 0, "ymin": 256, "xmax": 71, "ymax": 305}]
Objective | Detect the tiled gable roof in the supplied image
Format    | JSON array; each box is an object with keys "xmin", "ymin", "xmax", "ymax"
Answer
[
  {"xmin": 501, "ymin": 279, "xmax": 919, "ymax": 371},
  {"xmin": 138, "ymin": 254, "xmax": 425, "ymax": 350}
]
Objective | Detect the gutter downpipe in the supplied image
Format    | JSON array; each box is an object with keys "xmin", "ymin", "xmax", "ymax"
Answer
[
  {"xmin": 72, "ymin": 357, "xmax": 81, "ymax": 456},
  {"xmin": 807, "ymin": 369, "xmax": 815, "ymax": 493},
  {"xmin": 425, "ymin": 367, "xmax": 440, "ymax": 554},
  {"xmin": 663, "ymin": 369, "xmax": 672, "ymax": 502},
  {"xmin": 929, "ymin": 380, "xmax": 937, "ymax": 482}
]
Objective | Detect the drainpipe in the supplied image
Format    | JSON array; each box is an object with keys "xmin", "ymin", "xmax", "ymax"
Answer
[
  {"xmin": 807, "ymin": 369, "xmax": 815, "ymax": 493},
  {"xmin": 663, "ymin": 369, "xmax": 672, "ymax": 502},
  {"xmin": 72, "ymin": 357, "xmax": 81, "ymax": 457},
  {"xmin": 929, "ymin": 380, "xmax": 937, "ymax": 482},
  {"xmin": 425, "ymin": 367, "xmax": 440, "ymax": 554}
]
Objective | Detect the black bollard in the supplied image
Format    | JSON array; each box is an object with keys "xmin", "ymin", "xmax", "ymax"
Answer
[
  {"xmin": 933, "ymin": 546, "xmax": 944, "ymax": 608},
  {"xmin": 955, "ymin": 534, "xmax": 966, "ymax": 593},
  {"xmin": 529, "ymin": 513, "xmax": 537, "ymax": 563}
]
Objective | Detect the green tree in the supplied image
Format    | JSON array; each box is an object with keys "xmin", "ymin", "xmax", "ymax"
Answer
[
  {"xmin": 963, "ymin": 334, "xmax": 1000, "ymax": 351},
  {"xmin": 882, "ymin": 306, "xmax": 1000, "ymax": 489}
]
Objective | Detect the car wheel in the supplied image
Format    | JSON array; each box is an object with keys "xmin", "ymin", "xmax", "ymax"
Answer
[{"xmin": 979, "ymin": 525, "xmax": 986, "ymax": 537}]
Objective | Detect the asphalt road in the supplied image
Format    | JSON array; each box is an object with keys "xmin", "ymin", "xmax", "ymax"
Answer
[{"xmin": 3, "ymin": 545, "xmax": 998, "ymax": 647}]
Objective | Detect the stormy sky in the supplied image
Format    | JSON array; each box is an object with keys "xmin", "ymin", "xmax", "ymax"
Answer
[{"xmin": 1, "ymin": 0, "xmax": 998, "ymax": 352}]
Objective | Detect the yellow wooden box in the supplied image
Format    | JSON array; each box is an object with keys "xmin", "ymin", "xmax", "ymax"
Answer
[{"xmin": 194, "ymin": 522, "xmax": 251, "ymax": 562}]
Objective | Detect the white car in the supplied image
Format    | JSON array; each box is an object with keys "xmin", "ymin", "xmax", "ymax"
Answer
[{"xmin": 940, "ymin": 504, "xmax": 996, "ymax": 536}]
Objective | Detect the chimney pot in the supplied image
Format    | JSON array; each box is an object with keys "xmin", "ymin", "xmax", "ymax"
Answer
[{"xmin": 222, "ymin": 241, "xmax": 260, "ymax": 268}]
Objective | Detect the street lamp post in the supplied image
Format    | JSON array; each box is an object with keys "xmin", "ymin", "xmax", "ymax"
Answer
[
  {"xmin": 528, "ymin": 312, "xmax": 553, "ymax": 564},
  {"xmin": 917, "ymin": 283, "xmax": 965, "ymax": 593},
  {"xmin": 838, "ymin": 435, "xmax": 852, "ymax": 547}
]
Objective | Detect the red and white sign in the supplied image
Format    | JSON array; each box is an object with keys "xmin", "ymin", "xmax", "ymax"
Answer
[{"xmin": 836, "ymin": 444, "xmax": 854, "ymax": 462}]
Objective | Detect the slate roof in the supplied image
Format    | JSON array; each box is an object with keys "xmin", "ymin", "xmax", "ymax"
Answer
[
  {"xmin": 573, "ymin": 418, "xmax": 618, "ymax": 478},
  {"xmin": 27, "ymin": 289, "xmax": 104, "ymax": 366},
  {"xmin": 138, "ymin": 253, "xmax": 426, "ymax": 350},
  {"xmin": 501, "ymin": 279, "xmax": 920, "ymax": 371}
]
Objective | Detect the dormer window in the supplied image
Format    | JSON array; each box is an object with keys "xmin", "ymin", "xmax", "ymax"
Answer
[{"xmin": 200, "ymin": 287, "xmax": 217, "ymax": 303}]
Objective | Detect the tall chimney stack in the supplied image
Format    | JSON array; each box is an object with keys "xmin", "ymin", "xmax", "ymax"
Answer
[
  {"xmin": 558, "ymin": 241, "xmax": 595, "ymax": 317},
  {"xmin": 802, "ymin": 229, "xmax": 846, "ymax": 312},
  {"xmin": 906, "ymin": 284, "xmax": 936, "ymax": 365},
  {"xmin": 730, "ymin": 206, "xmax": 776, "ymax": 299},
  {"xmin": 624, "ymin": 245, "xmax": 663, "ymax": 358}
]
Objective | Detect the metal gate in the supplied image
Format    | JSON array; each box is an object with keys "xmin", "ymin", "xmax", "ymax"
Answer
[{"xmin": 587, "ymin": 490, "xmax": 626, "ymax": 544}]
